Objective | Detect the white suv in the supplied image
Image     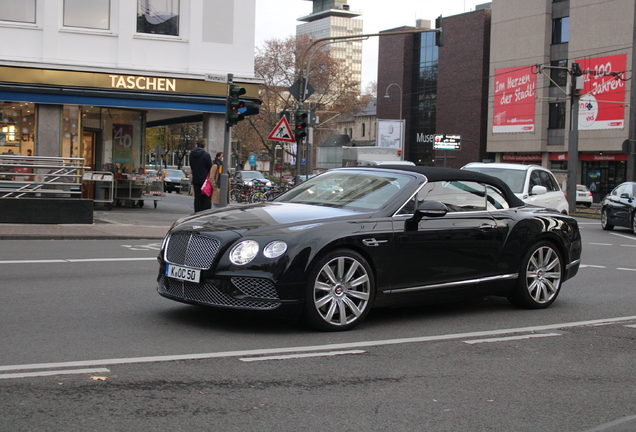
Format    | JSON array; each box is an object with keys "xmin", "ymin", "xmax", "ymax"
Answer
[{"xmin": 462, "ymin": 162, "xmax": 569, "ymax": 214}]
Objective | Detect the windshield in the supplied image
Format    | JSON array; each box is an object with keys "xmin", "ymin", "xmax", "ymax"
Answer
[
  {"xmin": 464, "ymin": 167, "xmax": 526, "ymax": 194},
  {"xmin": 164, "ymin": 170, "xmax": 185, "ymax": 177},
  {"xmin": 241, "ymin": 171, "xmax": 266, "ymax": 180},
  {"xmin": 274, "ymin": 170, "xmax": 413, "ymax": 210}
]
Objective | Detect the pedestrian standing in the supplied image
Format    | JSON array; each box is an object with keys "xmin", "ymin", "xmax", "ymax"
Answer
[
  {"xmin": 189, "ymin": 139, "xmax": 213, "ymax": 212},
  {"xmin": 209, "ymin": 152, "xmax": 223, "ymax": 208}
]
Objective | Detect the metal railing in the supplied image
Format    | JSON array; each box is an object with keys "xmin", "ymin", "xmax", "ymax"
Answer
[{"xmin": 0, "ymin": 155, "xmax": 86, "ymax": 199}]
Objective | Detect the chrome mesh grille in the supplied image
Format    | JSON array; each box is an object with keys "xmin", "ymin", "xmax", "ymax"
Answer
[
  {"xmin": 165, "ymin": 232, "xmax": 220, "ymax": 269},
  {"xmin": 158, "ymin": 275, "xmax": 280, "ymax": 310},
  {"xmin": 232, "ymin": 277, "xmax": 279, "ymax": 299}
]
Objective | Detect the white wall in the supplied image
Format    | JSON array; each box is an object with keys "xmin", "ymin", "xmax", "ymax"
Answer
[{"xmin": 0, "ymin": 0, "xmax": 255, "ymax": 78}]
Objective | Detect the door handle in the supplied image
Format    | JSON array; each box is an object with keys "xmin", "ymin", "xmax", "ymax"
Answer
[{"xmin": 479, "ymin": 224, "xmax": 495, "ymax": 230}]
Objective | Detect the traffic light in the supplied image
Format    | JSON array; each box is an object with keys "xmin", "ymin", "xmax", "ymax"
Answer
[
  {"xmin": 295, "ymin": 110, "xmax": 308, "ymax": 142},
  {"xmin": 226, "ymin": 83, "xmax": 246, "ymax": 127},
  {"xmin": 435, "ymin": 15, "xmax": 443, "ymax": 47}
]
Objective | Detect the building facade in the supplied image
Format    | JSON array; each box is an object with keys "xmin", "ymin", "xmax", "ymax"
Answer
[
  {"xmin": 297, "ymin": 0, "xmax": 363, "ymax": 87},
  {"xmin": 377, "ymin": 6, "xmax": 492, "ymax": 168},
  {"xmin": 0, "ymin": 0, "xmax": 259, "ymax": 175},
  {"xmin": 488, "ymin": 0, "xmax": 636, "ymax": 200}
]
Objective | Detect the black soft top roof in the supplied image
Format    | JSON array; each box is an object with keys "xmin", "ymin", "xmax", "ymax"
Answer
[{"xmin": 340, "ymin": 165, "xmax": 526, "ymax": 208}]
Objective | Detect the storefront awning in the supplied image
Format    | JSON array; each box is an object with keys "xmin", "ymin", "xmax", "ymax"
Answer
[{"xmin": 0, "ymin": 89, "xmax": 226, "ymax": 114}]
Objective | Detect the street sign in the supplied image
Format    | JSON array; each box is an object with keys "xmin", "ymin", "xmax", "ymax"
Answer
[
  {"xmin": 434, "ymin": 134, "xmax": 461, "ymax": 150},
  {"xmin": 205, "ymin": 74, "xmax": 227, "ymax": 83},
  {"xmin": 268, "ymin": 116, "xmax": 296, "ymax": 143},
  {"xmin": 288, "ymin": 79, "xmax": 315, "ymax": 102}
]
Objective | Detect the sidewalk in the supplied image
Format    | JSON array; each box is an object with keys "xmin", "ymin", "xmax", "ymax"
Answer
[
  {"xmin": 0, "ymin": 195, "xmax": 601, "ymax": 240},
  {"xmin": 0, "ymin": 193, "xmax": 194, "ymax": 240}
]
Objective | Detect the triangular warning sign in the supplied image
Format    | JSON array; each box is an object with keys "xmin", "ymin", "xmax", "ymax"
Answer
[{"xmin": 268, "ymin": 116, "xmax": 296, "ymax": 143}]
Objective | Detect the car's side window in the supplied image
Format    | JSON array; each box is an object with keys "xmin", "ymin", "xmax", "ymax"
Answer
[
  {"xmin": 613, "ymin": 185, "xmax": 626, "ymax": 197},
  {"xmin": 398, "ymin": 181, "xmax": 487, "ymax": 214},
  {"xmin": 486, "ymin": 186, "xmax": 510, "ymax": 210},
  {"xmin": 529, "ymin": 171, "xmax": 541, "ymax": 193},
  {"xmin": 539, "ymin": 170, "xmax": 559, "ymax": 192}
]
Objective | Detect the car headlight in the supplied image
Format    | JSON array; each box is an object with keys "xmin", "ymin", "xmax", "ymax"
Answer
[
  {"xmin": 229, "ymin": 240, "xmax": 259, "ymax": 265},
  {"xmin": 263, "ymin": 241, "xmax": 287, "ymax": 258}
]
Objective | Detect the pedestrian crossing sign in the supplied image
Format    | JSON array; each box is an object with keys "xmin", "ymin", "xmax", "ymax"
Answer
[{"xmin": 268, "ymin": 116, "xmax": 296, "ymax": 143}]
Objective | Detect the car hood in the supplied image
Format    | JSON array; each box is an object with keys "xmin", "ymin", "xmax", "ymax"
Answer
[{"xmin": 171, "ymin": 202, "xmax": 371, "ymax": 235}]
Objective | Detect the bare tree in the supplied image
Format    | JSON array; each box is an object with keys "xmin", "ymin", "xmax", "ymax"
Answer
[{"xmin": 233, "ymin": 35, "xmax": 370, "ymax": 176}]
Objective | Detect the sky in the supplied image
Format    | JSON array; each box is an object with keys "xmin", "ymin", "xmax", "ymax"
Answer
[{"xmin": 254, "ymin": 0, "xmax": 488, "ymax": 88}]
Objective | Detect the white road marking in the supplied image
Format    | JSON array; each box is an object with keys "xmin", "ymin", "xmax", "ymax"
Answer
[
  {"xmin": 610, "ymin": 233, "xmax": 636, "ymax": 241},
  {"xmin": 617, "ymin": 267, "xmax": 636, "ymax": 272},
  {"xmin": 581, "ymin": 414, "xmax": 636, "ymax": 432},
  {"xmin": 624, "ymin": 324, "xmax": 636, "ymax": 328},
  {"xmin": 2, "ymin": 315, "xmax": 636, "ymax": 373},
  {"xmin": 579, "ymin": 265, "xmax": 606, "ymax": 268},
  {"xmin": 239, "ymin": 350, "xmax": 366, "ymax": 362},
  {"xmin": 621, "ymin": 244, "xmax": 636, "ymax": 248},
  {"xmin": 121, "ymin": 243, "xmax": 162, "ymax": 251},
  {"xmin": 0, "ymin": 257, "xmax": 156, "ymax": 264},
  {"xmin": 589, "ymin": 243, "xmax": 612, "ymax": 246},
  {"xmin": 0, "ymin": 368, "xmax": 110, "ymax": 380},
  {"xmin": 462, "ymin": 333, "xmax": 562, "ymax": 344}
]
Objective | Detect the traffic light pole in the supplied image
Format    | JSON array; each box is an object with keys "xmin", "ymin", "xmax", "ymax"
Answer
[
  {"xmin": 567, "ymin": 64, "xmax": 581, "ymax": 214},
  {"xmin": 220, "ymin": 73, "xmax": 233, "ymax": 207}
]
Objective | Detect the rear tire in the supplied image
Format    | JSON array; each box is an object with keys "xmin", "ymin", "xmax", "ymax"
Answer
[
  {"xmin": 304, "ymin": 249, "xmax": 375, "ymax": 331},
  {"xmin": 601, "ymin": 208, "xmax": 614, "ymax": 230},
  {"xmin": 508, "ymin": 241, "xmax": 562, "ymax": 309}
]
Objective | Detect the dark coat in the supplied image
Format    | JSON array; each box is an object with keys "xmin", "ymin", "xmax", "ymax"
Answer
[{"xmin": 189, "ymin": 147, "xmax": 212, "ymax": 185}]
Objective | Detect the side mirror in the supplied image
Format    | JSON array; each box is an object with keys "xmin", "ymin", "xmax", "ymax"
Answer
[
  {"xmin": 406, "ymin": 200, "xmax": 448, "ymax": 230},
  {"xmin": 531, "ymin": 185, "xmax": 547, "ymax": 196}
]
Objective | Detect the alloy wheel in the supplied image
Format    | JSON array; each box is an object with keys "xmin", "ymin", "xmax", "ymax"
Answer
[
  {"xmin": 311, "ymin": 255, "xmax": 372, "ymax": 329},
  {"xmin": 523, "ymin": 245, "xmax": 562, "ymax": 304}
]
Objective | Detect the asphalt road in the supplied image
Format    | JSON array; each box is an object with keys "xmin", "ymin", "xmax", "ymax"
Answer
[{"xmin": 1, "ymin": 217, "xmax": 635, "ymax": 431}]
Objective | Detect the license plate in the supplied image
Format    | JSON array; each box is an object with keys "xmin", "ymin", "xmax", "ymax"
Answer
[{"xmin": 165, "ymin": 264, "xmax": 200, "ymax": 283}]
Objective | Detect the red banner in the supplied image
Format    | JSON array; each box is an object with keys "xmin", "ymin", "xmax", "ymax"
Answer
[
  {"xmin": 493, "ymin": 66, "xmax": 536, "ymax": 133},
  {"xmin": 576, "ymin": 54, "xmax": 627, "ymax": 130}
]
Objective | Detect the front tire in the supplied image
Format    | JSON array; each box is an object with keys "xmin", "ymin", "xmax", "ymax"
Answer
[
  {"xmin": 304, "ymin": 250, "xmax": 375, "ymax": 331},
  {"xmin": 601, "ymin": 208, "xmax": 614, "ymax": 230},
  {"xmin": 508, "ymin": 241, "xmax": 563, "ymax": 309},
  {"xmin": 632, "ymin": 213, "xmax": 636, "ymax": 235}
]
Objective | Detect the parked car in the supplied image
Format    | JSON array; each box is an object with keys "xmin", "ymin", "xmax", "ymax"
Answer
[
  {"xmin": 157, "ymin": 166, "xmax": 581, "ymax": 331},
  {"xmin": 234, "ymin": 170, "xmax": 272, "ymax": 187},
  {"xmin": 600, "ymin": 181, "xmax": 636, "ymax": 234},
  {"xmin": 576, "ymin": 184, "xmax": 593, "ymax": 207},
  {"xmin": 462, "ymin": 162, "xmax": 569, "ymax": 214},
  {"xmin": 162, "ymin": 169, "xmax": 190, "ymax": 193}
]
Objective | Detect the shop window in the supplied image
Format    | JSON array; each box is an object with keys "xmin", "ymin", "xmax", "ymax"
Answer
[
  {"xmin": 137, "ymin": 0, "xmax": 179, "ymax": 36},
  {"xmin": 549, "ymin": 102, "xmax": 566, "ymax": 129},
  {"xmin": 0, "ymin": 0, "xmax": 36, "ymax": 23},
  {"xmin": 61, "ymin": 106, "xmax": 80, "ymax": 159},
  {"xmin": 552, "ymin": 17, "xmax": 569, "ymax": 44},
  {"xmin": 0, "ymin": 102, "xmax": 35, "ymax": 156},
  {"xmin": 63, "ymin": 0, "xmax": 110, "ymax": 30},
  {"xmin": 361, "ymin": 123, "xmax": 366, "ymax": 137}
]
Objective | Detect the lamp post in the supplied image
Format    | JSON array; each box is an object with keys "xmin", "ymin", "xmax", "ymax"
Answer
[{"xmin": 384, "ymin": 83, "xmax": 403, "ymax": 121}]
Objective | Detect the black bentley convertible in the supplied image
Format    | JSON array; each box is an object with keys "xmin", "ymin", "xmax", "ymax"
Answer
[{"xmin": 157, "ymin": 166, "xmax": 581, "ymax": 331}]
